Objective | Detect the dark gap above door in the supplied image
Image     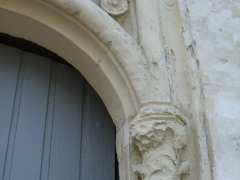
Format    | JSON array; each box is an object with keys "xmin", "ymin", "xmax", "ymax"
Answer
[{"xmin": 0, "ymin": 33, "xmax": 71, "ymax": 66}]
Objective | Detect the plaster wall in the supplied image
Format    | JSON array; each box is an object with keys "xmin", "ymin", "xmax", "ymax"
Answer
[{"xmin": 179, "ymin": 0, "xmax": 240, "ymax": 180}]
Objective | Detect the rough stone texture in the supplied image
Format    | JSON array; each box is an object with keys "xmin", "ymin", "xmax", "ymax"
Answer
[
  {"xmin": 131, "ymin": 115, "xmax": 189, "ymax": 180},
  {"xmin": 179, "ymin": 0, "xmax": 240, "ymax": 180},
  {"xmin": 130, "ymin": 104, "xmax": 191, "ymax": 180},
  {"xmin": 2, "ymin": 0, "xmax": 239, "ymax": 180},
  {"xmin": 0, "ymin": 0, "xmax": 195, "ymax": 179}
]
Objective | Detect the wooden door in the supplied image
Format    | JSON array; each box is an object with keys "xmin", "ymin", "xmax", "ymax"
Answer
[{"xmin": 0, "ymin": 43, "xmax": 116, "ymax": 180}]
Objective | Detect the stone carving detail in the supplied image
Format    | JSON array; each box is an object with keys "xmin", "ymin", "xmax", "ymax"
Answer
[
  {"xmin": 100, "ymin": 0, "xmax": 128, "ymax": 16},
  {"xmin": 131, "ymin": 107, "xmax": 190, "ymax": 180}
]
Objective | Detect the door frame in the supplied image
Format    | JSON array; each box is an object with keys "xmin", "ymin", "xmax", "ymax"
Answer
[{"xmin": 0, "ymin": 1, "xmax": 194, "ymax": 180}]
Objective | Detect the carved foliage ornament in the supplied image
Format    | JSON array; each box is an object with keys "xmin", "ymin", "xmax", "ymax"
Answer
[
  {"xmin": 100, "ymin": 0, "xmax": 128, "ymax": 16},
  {"xmin": 131, "ymin": 108, "xmax": 190, "ymax": 180}
]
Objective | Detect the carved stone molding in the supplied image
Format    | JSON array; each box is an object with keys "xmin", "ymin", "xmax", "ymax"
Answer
[
  {"xmin": 100, "ymin": 0, "xmax": 128, "ymax": 16},
  {"xmin": 130, "ymin": 104, "xmax": 190, "ymax": 180}
]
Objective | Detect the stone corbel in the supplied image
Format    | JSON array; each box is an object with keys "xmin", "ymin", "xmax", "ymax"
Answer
[
  {"xmin": 100, "ymin": 0, "xmax": 128, "ymax": 16},
  {"xmin": 130, "ymin": 104, "xmax": 190, "ymax": 180}
]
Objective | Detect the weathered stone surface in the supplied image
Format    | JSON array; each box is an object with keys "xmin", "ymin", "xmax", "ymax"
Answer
[
  {"xmin": 130, "ymin": 105, "xmax": 190, "ymax": 180},
  {"xmin": 1, "ymin": 0, "xmax": 239, "ymax": 180},
  {"xmin": 178, "ymin": 0, "xmax": 240, "ymax": 180},
  {"xmin": 100, "ymin": 0, "xmax": 128, "ymax": 16}
]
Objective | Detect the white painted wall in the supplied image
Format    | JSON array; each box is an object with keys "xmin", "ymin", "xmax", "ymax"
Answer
[{"xmin": 182, "ymin": 0, "xmax": 240, "ymax": 179}]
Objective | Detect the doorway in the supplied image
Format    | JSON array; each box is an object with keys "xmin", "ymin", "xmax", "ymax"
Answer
[{"xmin": 0, "ymin": 34, "xmax": 117, "ymax": 180}]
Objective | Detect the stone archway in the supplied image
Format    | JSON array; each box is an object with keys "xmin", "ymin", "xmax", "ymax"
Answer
[
  {"xmin": 0, "ymin": 0, "xmax": 192, "ymax": 180},
  {"xmin": 0, "ymin": 0, "xmax": 140, "ymax": 124}
]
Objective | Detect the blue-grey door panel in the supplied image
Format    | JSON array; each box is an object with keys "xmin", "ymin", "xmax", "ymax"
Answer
[
  {"xmin": 80, "ymin": 84, "xmax": 115, "ymax": 180},
  {"xmin": 8, "ymin": 53, "xmax": 51, "ymax": 180},
  {"xmin": 0, "ymin": 44, "xmax": 21, "ymax": 179},
  {"xmin": 47, "ymin": 63, "xmax": 84, "ymax": 180},
  {"xmin": 0, "ymin": 43, "xmax": 116, "ymax": 180}
]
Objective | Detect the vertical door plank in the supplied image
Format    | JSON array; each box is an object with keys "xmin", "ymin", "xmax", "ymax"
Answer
[
  {"xmin": 39, "ymin": 63, "xmax": 56, "ymax": 180},
  {"xmin": 48, "ymin": 64, "xmax": 84, "ymax": 180},
  {"xmin": 0, "ymin": 44, "xmax": 21, "ymax": 179},
  {"xmin": 9, "ymin": 53, "xmax": 51, "ymax": 180},
  {"xmin": 80, "ymin": 84, "xmax": 115, "ymax": 180}
]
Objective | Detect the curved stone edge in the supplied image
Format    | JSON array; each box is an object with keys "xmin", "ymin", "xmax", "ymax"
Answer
[
  {"xmin": 41, "ymin": 0, "xmax": 151, "ymax": 107},
  {"xmin": 130, "ymin": 104, "xmax": 191, "ymax": 180}
]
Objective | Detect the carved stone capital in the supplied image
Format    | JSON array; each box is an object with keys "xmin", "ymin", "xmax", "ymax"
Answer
[
  {"xmin": 130, "ymin": 104, "xmax": 190, "ymax": 180},
  {"xmin": 100, "ymin": 0, "xmax": 128, "ymax": 16}
]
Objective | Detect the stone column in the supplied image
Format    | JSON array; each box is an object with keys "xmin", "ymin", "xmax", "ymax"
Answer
[{"xmin": 130, "ymin": 104, "xmax": 190, "ymax": 180}]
